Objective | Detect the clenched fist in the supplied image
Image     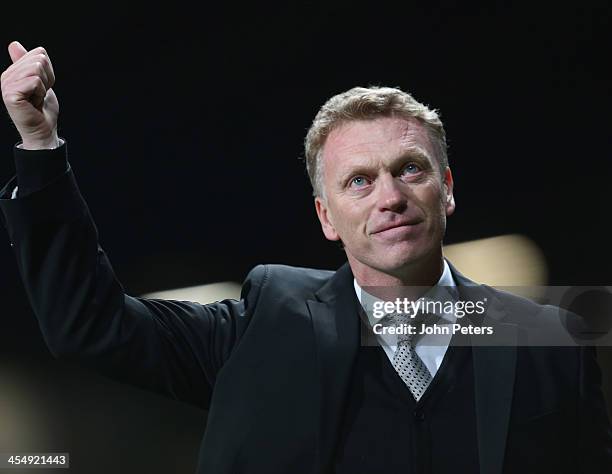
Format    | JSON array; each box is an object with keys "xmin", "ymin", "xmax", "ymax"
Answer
[{"xmin": 1, "ymin": 41, "xmax": 59, "ymax": 150}]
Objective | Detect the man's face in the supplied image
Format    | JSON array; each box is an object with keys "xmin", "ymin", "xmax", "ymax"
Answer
[{"xmin": 314, "ymin": 116, "xmax": 455, "ymax": 280}]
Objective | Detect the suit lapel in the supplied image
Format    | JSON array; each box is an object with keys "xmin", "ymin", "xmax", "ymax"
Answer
[
  {"xmin": 307, "ymin": 262, "xmax": 360, "ymax": 472},
  {"xmin": 450, "ymin": 262, "xmax": 518, "ymax": 474}
]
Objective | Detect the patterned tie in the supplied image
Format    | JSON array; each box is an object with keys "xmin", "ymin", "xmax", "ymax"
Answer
[{"xmin": 384, "ymin": 311, "xmax": 436, "ymax": 401}]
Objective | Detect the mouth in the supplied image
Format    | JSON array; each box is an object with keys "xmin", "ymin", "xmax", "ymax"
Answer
[
  {"xmin": 371, "ymin": 221, "xmax": 422, "ymax": 235},
  {"xmin": 369, "ymin": 219, "xmax": 425, "ymax": 242}
]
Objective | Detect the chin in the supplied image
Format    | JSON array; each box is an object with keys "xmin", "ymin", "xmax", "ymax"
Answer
[
  {"xmin": 347, "ymin": 239, "xmax": 437, "ymax": 277},
  {"xmin": 374, "ymin": 243, "xmax": 435, "ymax": 273}
]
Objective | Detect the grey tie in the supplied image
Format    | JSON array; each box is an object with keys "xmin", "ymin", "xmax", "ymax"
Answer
[{"xmin": 385, "ymin": 312, "xmax": 435, "ymax": 401}]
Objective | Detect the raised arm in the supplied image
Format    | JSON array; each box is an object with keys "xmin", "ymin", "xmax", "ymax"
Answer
[{"xmin": 0, "ymin": 42, "xmax": 262, "ymax": 409}]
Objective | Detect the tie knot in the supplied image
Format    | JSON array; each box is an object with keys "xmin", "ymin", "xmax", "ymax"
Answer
[
  {"xmin": 382, "ymin": 310, "xmax": 438, "ymax": 326},
  {"xmin": 380, "ymin": 310, "xmax": 441, "ymax": 344}
]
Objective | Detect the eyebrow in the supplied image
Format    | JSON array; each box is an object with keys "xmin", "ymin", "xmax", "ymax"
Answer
[{"xmin": 336, "ymin": 147, "xmax": 433, "ymax": 185}]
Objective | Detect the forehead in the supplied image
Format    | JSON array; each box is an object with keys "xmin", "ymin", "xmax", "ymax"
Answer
[{"xmin": 321, "ymin": 116, "xmax": 435, "ymax": 174}]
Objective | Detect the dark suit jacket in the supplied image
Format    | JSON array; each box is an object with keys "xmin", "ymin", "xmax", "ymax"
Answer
[{"xmin": 1, "ymin": 165, "xmax": 611, "ymax": 474}]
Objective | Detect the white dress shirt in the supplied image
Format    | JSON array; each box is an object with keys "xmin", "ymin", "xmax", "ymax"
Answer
[{"xmin": 354, "ymin": 259, "xmax": 458, "ymax": 377}]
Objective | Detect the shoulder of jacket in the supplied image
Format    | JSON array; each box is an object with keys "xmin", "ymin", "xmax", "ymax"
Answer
[
  {"xmin": 241, "ymin": 263, "xmax": 335, "ymax": 298},
  {"xmin": 482, "ymin": 284, "xmax": 587, "ymax": 340},
  {"xmin": 481, "ymin": 284, "xmax": 545, "ymax": 315}
]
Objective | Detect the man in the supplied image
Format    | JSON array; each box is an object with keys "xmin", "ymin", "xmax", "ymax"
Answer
[{"xmin": 1, "ymin": 41, "xmax": 611, "ymax": 473}]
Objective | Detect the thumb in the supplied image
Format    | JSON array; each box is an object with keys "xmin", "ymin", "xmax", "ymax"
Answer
[{"xmin": 8, "ymin": 41, "xmax": 27, "ymax": 63}]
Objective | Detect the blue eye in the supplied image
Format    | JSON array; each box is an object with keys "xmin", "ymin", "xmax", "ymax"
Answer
[
  {"xmin": 402, "ymin": 163, "xmax": 421, "ymax": 175},
  {"xmin": 350, "ymin": 176, "xmax": 368, "ymax": 187}
]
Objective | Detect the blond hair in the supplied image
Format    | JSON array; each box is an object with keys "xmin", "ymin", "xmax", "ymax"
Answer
[{"xmin": 304, "ymin": 86, "xmax": 448, "ymax": 199}]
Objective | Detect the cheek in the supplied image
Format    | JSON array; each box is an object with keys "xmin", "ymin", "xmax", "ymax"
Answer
[
  {"xmin": 338, "ymin": 209, "xmax": 369, "ymax": 241},
  {"xmin": 422, "ymin": 190, "xmax": 448, "ymax": 229},
  {"xmin": 342, "ymin": 213, "xmax": 364, "ymax": 235}
]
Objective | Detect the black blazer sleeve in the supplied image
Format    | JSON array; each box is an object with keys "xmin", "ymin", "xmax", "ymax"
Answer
[
  {"xmin": 0, "ymin": 165, "xmax": 265, "ymax": 410},
  {"xmin": 579, "ymin": 345, "xmax": 612, "ymax": 472}
]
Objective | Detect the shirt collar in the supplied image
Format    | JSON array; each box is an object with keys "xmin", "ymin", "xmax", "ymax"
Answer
[{"xmin": 354, "ymin": 258, "xmax": 458, "ymax": 327}]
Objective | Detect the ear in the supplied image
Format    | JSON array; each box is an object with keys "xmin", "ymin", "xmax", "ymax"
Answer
[
  {"xmin": 443, "ymin": 167, "xmax": 456, "ymax": 216},
  {"xmin": 315, "ymin": 196, "xmax": 340, "ymax": 241}
]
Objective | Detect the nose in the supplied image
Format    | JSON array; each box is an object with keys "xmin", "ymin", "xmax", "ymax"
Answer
[{"xmin": 376, "ymin": 174, "xmax": 407, "ymax": 213}]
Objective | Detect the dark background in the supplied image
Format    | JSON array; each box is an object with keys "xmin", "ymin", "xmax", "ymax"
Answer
[{"xmin": 0, "ymin": 2, "xmax": 610, "ymax": 472}]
